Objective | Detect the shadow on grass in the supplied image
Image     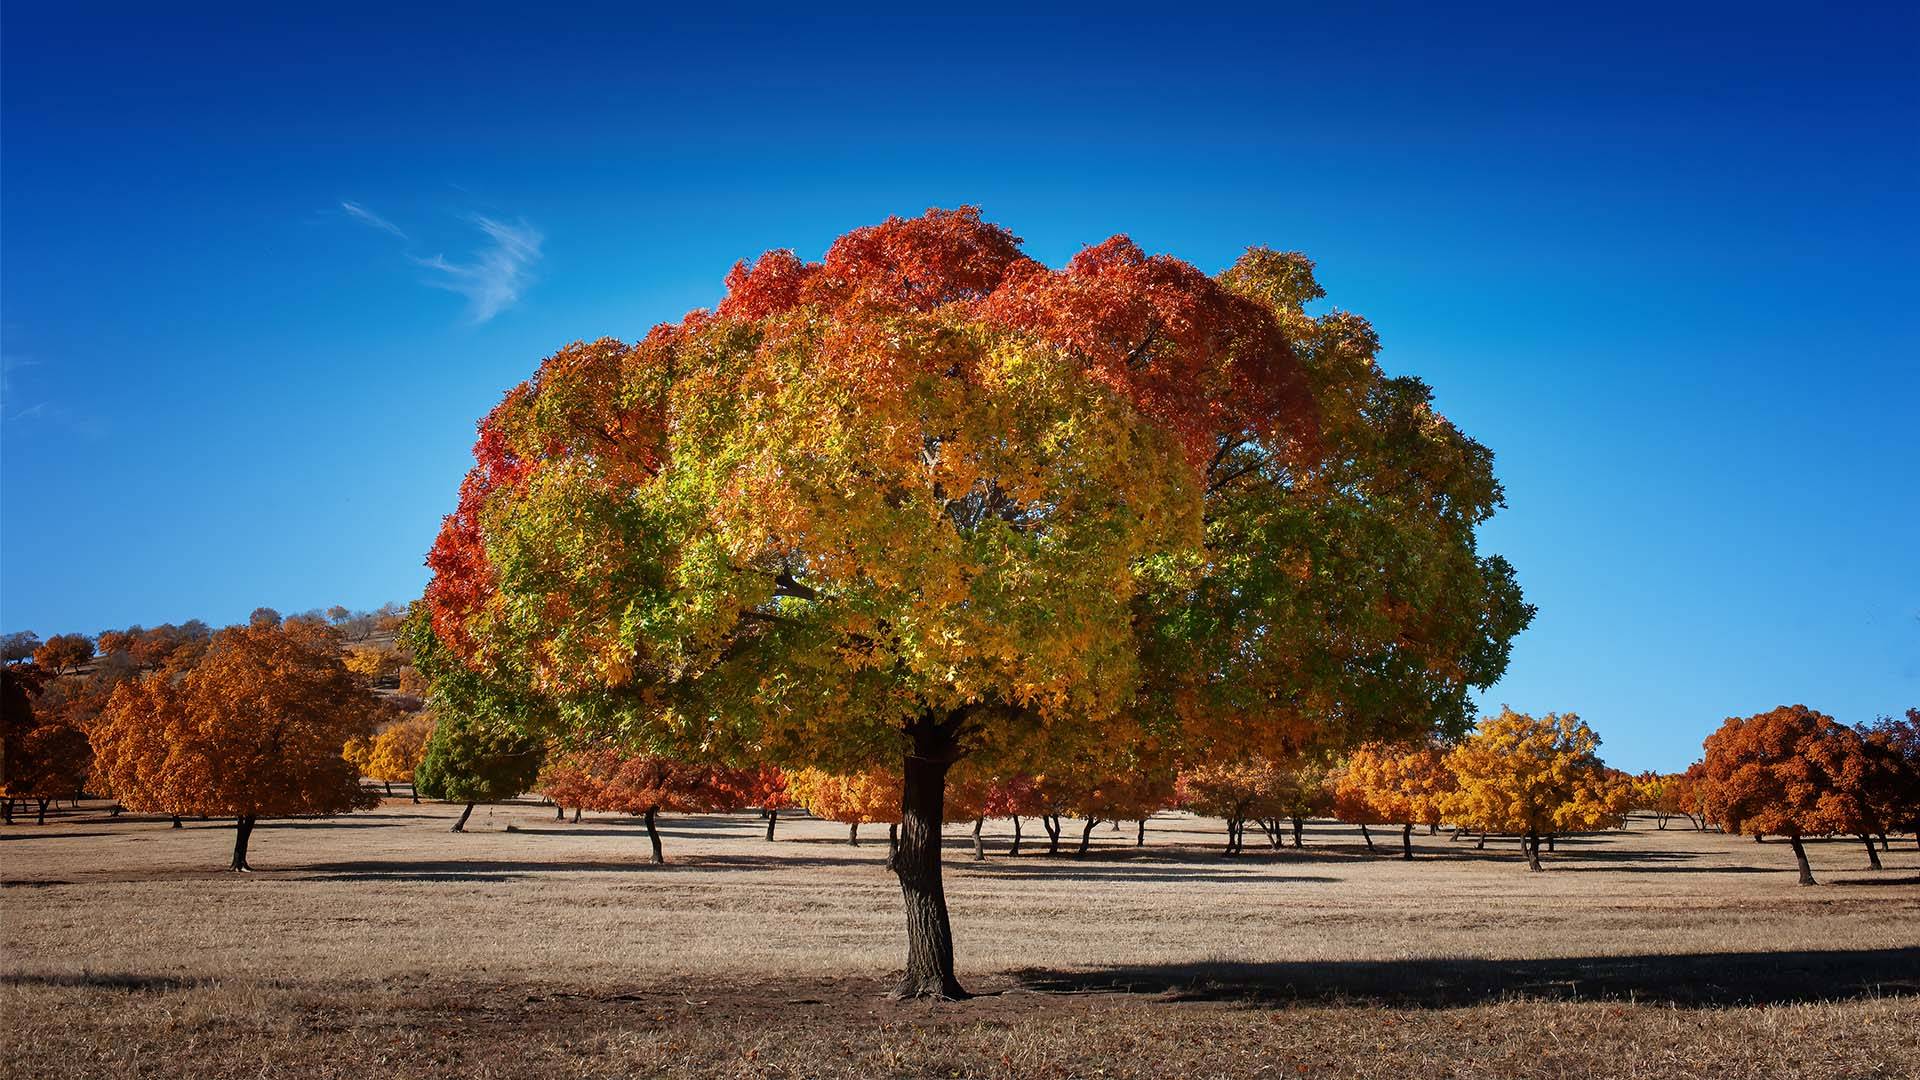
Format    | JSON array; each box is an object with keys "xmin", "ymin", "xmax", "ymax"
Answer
[
  {"xmin": 2, "ymin": 973, "xmax": 202, "ymax": 992},
  {"xmin": 293, "ymin": 852, "xmax": 878, "ymax": 880},
  {"xmin": 1013, "ymin": 947, "xmax": 1920, "ymax": 1008}
]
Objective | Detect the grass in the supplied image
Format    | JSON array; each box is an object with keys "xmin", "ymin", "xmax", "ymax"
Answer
[{"xmin": 3, "ymin": 799, "xmax": 1917, "ymax": 1078}]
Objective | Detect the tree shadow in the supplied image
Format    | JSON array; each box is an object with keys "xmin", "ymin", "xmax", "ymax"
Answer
[
  {"xmin": 292, "ymin": 852, "xmax": 869, "ymax": 880},
  {"xmin": 960, "ymin": 864, "xmax": 1340, "ymax": 885},
  {"xmin": 2, "ymin": 973, "xmax": 201, "ymax": 992},
  {"xmin": 1013, "ymin": 948, "xmax": 1920, "ymax": 1008}
]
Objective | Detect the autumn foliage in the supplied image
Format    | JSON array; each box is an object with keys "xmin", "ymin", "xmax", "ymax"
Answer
[
  {"xmin": 411, "ymin": 207, "xmax": 1532, "ymax": 997},
  {"xmin": 1443, "ymin": 708, "xmax": 1624, "ymax": 870},
  {"xmin": 90, "ymin": 619, "xmax": 381, "ymax": 868},
  {"xmin": 1701, "ymin": 705, "xmax": 1879, "ymax": 884},
  {"xmin": 1329, "ymin": 743, "xmax": 1456, "ymax": 857}
]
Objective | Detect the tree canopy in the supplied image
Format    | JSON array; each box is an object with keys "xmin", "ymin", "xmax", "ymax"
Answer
[{"xmin": 411, "ymin": 208, "xmax": 1530, "ymax": 996}]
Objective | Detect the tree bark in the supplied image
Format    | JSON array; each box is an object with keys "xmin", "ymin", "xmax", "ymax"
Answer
[
  {"xmin": 1137, "ymin": 819, "xmax": 1146, "ymax": 847},
  {"xmin": 888, "ymin": 713, "xmax": 967, "ymax": 999},
  {"xmin": 888, "ymin": 822, "xmax": 898, "ymax": 857},
  {"xmin": 411, "ymin": 786, "xmax": 420, "ymax": 804},
  {"xmin": 1860, "ymin": 834, "xmax": 1882, "ymax": 870},
  {"xmin": 1043, "ymin": 815, "xmax": 1061, "ymax": 855},
  {"xmin": 1358, "ymin": 822, "xmax": 1374, "ymax": 852},
  {"xmin": 1547, "ymin": 834, "xmax": 1557, "ymax": 852},
  {"xmin": 451, "ymin": 803, "xmax": 475, "ymax": 833},
  {"xmin": 971, "ymin": 816, "xmax": 984, "ymax": 861},
  {"xmin": 1475, "ymin": 833, "xmax": 1486, "ymax": 849},
  {"xmin": 1291, "ymin": 816, "xmax": 1304, "ymax": 849},
  {"xmin": 555, "ymin": 804, "xmax": 565, "ymax": 821},
  {"xmin": 849, "ymin": 822, "xmax": 860, "ymax": 846},
  {"xmin": 172, "ymin": 815, "xmax": 183, "ymax": 829},
  {"xmin": 384, "ymin": 781, "xmax": 393, "ymax": 797},
  {"xmin": 1789, "ymin": 834, "xmax": 1815, "ymax": 885},
  {"xmin": 765, "ymin": 808, "xmax": 778, "ymax": 842},
  {"xmin": 231, "ymin": 815, "xmax": 256, "ymax": 871},
  {"xmin": 1401, "ymin": 822, "xmax": 1413, "ymax": 860},
  {"xmin": 644, "ymin": 807, "xmax": 664, "ymax": 864},
  {"xmin": 572, "ymin": 806, "xmax": 581, "ymax": 823},
  {"xmin": 1077, "ymin": 817, "xmax": 1098, "ymax": 857},
  {"xmin": 1524, "ymin": 830, "xmax": 1543, "ymax": 872},
  {"xmin": 1, "ymin": 799, "xmax": 11, "ymax": 825},
  {"xmin": 36, "ymin": 798, "xmax": 49, "ymax": 825},
  {"xmin": 1010, "ymin": 816, "xmax": 1021, "ymax": 857}
]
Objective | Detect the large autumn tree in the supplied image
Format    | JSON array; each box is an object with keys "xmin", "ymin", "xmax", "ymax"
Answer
[
  {"xmin": 412, "ymin": 208, "xmax": 1529, "ymax": 997},
  {"xmin": 1702, "ymin": 705, "xmax": 1871, "ymax": 884},
  {"xmin": 92, "ymin": 618, "xmax": 381, "ymax": 869},
  {"xmin": 1443, "ymin": 708, "xmax": 1620, "ymax": 871}
]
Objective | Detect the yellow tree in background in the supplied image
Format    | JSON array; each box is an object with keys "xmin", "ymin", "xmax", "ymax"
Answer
[
  {"xmin": 1443, "ymin": 708, "xmax": 1612, "ymax": 871},
  {"xmin": 1330, "ymin": 742, "xmax": 1455, "ymax": 858},
  {"xmin": 367, "ymin": 713, "xmax": 433, "ymax": 802}
]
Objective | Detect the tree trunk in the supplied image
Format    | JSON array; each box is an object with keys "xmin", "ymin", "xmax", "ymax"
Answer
[
  {"xmin": 765, "ymin": 808, "xmax": 778, "ymax": 842},
  {"xmin": 1291, "ymin": 816, "xmax": 1304, "ymax": 849},
  {"xmin": 1043, "ymin": 815, "xmax": 1061, "ymax": 855},
  {"xmin": 1547, "ymin": 834, "xmax": 1557, "ymax": 852},
  {"xmin": 110, "ymin": 804, "xmax": 123, "ymax": 818},
  {"xmin": 451, "ymin": 803, "xmax": 475, "ymax": 833},
  {"xmin": 1077, "ymin": 817, "xmax": 1098, "ymax": 857},
  {"xmin": 172, "ymin": 815, "xmax": 183, "ymax": 829},
  {"xmin": 1524, "ymin": 830, "xmax": 1543, "ymax": 872},
  {"xmin": 888, "ymin": 822, "xmax": 898, "ymax": 857},
  {"xmin": 1137, "ymin": 819, "xmax": 1146, "ymax": 847},
  {"xmin": 555, "ymin": 804, "xmax": 565, "ymax": 821},
  {"xmin": 1789, "ymin": 834, "xmax": 1815, "ymax": 885},
  {"xmin": 1010, "ymin": 817, "xmax": 1021, "ymax": 856},
  {"xmin": 1, "ymin": 799, "xmax": 11, "ymax": 825},
  {"xmin": 1223, "ymin": 816, "xmax": 1239, "ymax": 856},
  {"xmin": 36, "ymin": 798, "xmax": 49, "ymax": 825},
  {"xmin": 411, "ymin": 786, "xmax": 420, "ymax": 804},
  {"xmin": 1860, "ymin": 834, "xmax": 1882, "ymax": 870},
  {"xmin": 850, "ymin": 822, "xmax": 860, "ymax": 846},
  {"xmin": 1428, "ymin": 823, "xmax": 1438, "ymax": 835},
  {"xmin": 1401, "ymin": 822, "xmax": 1413, "ymax": 860},
  {"xmin": 1358, "ymin": 822, "xmax": 1375, "ymax": 852},
  {"xmin": 384, "ymin": 781, "xmax": 393, "ymax": 797},
  {"xmin": 1475, "ymin": 833, "xmax": 1486, "ymax": 849},
  {"xmin": 971, "ymin": 816, "xmax": 984, "ymax": 861},
  {"xmin": 644, "ymin": 807, "xmax": 664, "ymax": 864},
  {"xmin": 887, "ymin": 714, "xmax": 967, "ymax": 1000},
  {"xmin": 572, "ymin": 806, "xmax": 581, "ymax": 823},
  {"xmin": 231, "ymin": 815, "xmax": 256, "ymax": 871}
]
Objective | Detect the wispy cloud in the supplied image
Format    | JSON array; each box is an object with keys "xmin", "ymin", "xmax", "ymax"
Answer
[
  {"xmin": 2, "ymin": 352, "xmax": 105, "ymax": 436},
  {"xmin": 412, "ymin": 217, "xmax": 544, "ymax": 324},
  {"xmin": 340, "ymin": 200, "xmax": 408, "ymax": 240}
]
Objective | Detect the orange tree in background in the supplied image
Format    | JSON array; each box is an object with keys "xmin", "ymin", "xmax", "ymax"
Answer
[
  {"xmin": 589, "ymin": 750, "xmax": 748, "ymax": 863},
  {"xmin": 787, "ymin": 766, "xmax": 904, "ymax": 847},
  {"xmin": 409, "ymin": 209, "xmax": 1531, "ymax": 998},
  {"xmin": 1330, "ymin": 742, "xmax": 1455, "ymax": 858},
  {"xmin": 1858, "ymin": 710, "xmax": 1919, "ymax": 848},
  {"xmin": 366, "ymin": 713, "xmax": 433, "ymax": 802},
  {"xmin": 91, "ymin": 619, "xmax": 381, "ymax": 870},
  {"xmin": 1701, "ymin": 705, "xmax": 1871, "ymax": 884},
  {"xmin": 32, "ymin": 634, "xmax": 95, "ymax": 676},
  {"xmin": 1443, "ymin": 708, "xmax": 1613, "ymax": 871},
  {"xmin": 741, "ymin": 765, "xmax": 796, "ymax": 840},
  {"xmin": 1, "ymin": 664, "xmax": 93, "ymax": 824}
]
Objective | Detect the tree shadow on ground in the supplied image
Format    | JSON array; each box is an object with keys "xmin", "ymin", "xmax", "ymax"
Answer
[
  {"xmin": 958, "ymin": 864, "xmax": 1340, "ymax": 885},
  {"xmin": 2, "ymin": 973, "xmax": 202, "ymax": 992},
  {"xmin": 1012, "ymin": 947, "xmax": 1920, "ymax": 1008},
  {"xmin": 292, "ymin": 852, "xmax": 875, "ymax": 881}
]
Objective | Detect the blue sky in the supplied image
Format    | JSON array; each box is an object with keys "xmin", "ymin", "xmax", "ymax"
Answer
[{"xmin": 3, "ymin": 6, "xmax": 1914, "ymax": 770}]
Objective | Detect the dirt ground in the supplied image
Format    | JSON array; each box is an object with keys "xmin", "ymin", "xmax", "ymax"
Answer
[{"xmin": 4, "ymin": 798, "xmax": 1917, "ymax": 1079}]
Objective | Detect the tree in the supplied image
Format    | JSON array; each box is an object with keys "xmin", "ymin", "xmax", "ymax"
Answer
[
  {"xmin": 538, "ymin": 748, "xmax": 604, "ymax": 822},
  {"xmin": 742, "ymin": 765, "xmax": 797, "ymax": 840},
  {"xmin": 1331, "ymin": 742, "xmax": 1455, "ymax": 858},
  {"xmin": 1701, "ymin": 705, "xmax": 1866, "ymax": 885},
  {"xmin": 91, "ymin": 619, "xmax": 381, "ymax": 869},
  {"xmin": 343, "ymin": 644, "xmax": 404, "ymax": 685},
  {"xmin": 787, "ymin": 767, "xmax": 901, "ymax": 847},
  {"xmin": 1061, "ymin": 759, "xmax": 1177, "ymax": 854},
  {"xmin": 247, "ymin": 608, "xmax": 282, "ymax": 629},
  {"xmin": 367, "ymin": 713, "xmax": 434, "ymax": 801},
  {"xmin": 32, "ymin": 634, "xmax": 95, "ymax": 676},
  {"xmin": 2, "ymin": 664, "xmax": 93, "ymax": 824},
  {"xmin": 411, "ymin": 210, "xmax": 1530, "ymax": 997},
  {"xmin": 1443, "ymin": 708, "xmax": 1613, "ymax": 871},
  {"xmin": 583, "ymin": 751, "xmax": 745, "ymax": 863},
  {"xmin": 412, "ymin": 711, "xmax": 544, "ymax": 832},
  {"xmin": 1857, "ymin": 710, "xmax": 1919, "ymax": 847},
  {"xmin": 1, "ymin": 632, "xmax": 41, "ymax": 664}
]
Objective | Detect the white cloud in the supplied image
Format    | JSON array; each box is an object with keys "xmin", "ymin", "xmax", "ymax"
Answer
[
  {"xmin": 340, "ymin": 200, "xmax": 408, "ymax": 240},
  {"xmin": 412, "ymin": 216, "xmax": 544, "ymax": 323}
]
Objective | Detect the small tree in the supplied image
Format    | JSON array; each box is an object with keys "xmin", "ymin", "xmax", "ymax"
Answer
[
  {"xmin": 787, "ymin": 767, "xmax": 901, "ymax": 848},
  {"xmin": 367, "ymin": 714, "xmax": 433, "ymax": 802},
  {"xmin": 2, "ymin": 664, "xmax": 92, "ymax": 824},
  {"xmin": 33, "ymin": 634, "xmax": 95, "ymax": 676},
  {"xmin": 1701, "ymin": 705, "xmax": 1864, "ymax": 885},
  {"xmin": 743, "ymin": 765, "xmax": 797, "ymax": 840},
  {"xmin": 1856, "ymin": 711, "xmax": 1919, "ymax": 850},
  {"xmin": 1443, "ymin": 708, "xmax": 1612, "ymax": 871},
  {"xmin": 413, "ymin": 711, "xmax": 544, "ymax": 832},
  {"xmin": 1331, "ymin": 743, "xmax": 1455, "ymax": 858},
  {"xmin": 91, "ymin": 619, "xmax": 381, "ymax": 869}
]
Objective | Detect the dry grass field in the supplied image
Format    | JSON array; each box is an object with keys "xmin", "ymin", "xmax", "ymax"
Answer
[{"xmin": 4, "ymin": 797, "xmax": 1917, "ymax": 1079}]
